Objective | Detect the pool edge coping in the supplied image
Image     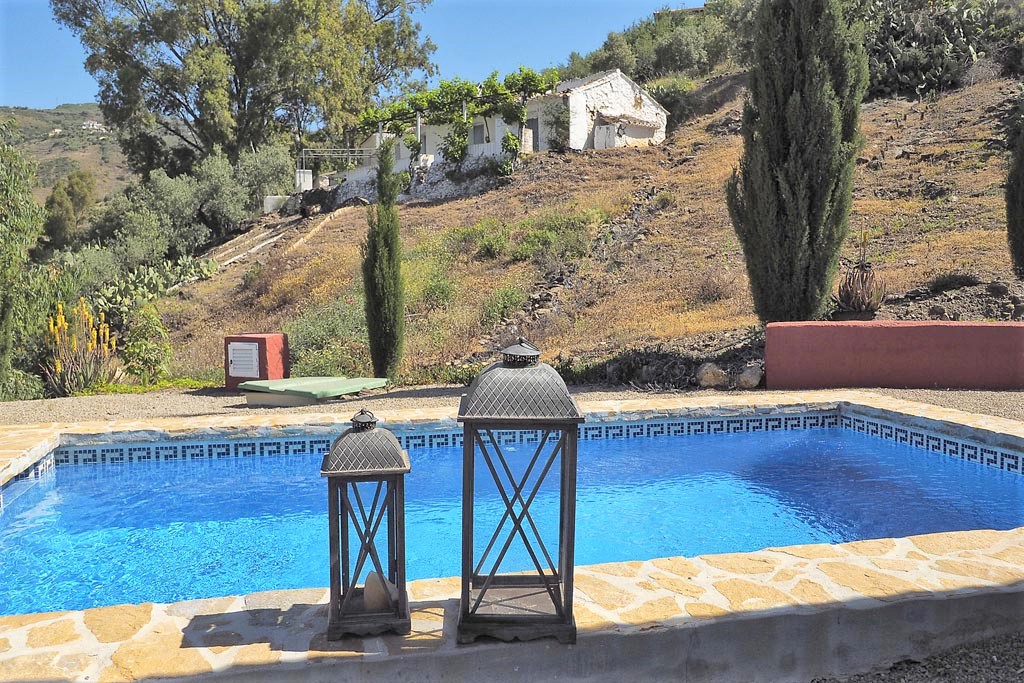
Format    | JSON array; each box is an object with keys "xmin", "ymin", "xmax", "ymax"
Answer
[{"xmin": 1, "ymin": 390, "xmax": 1024, "ymax": 682}]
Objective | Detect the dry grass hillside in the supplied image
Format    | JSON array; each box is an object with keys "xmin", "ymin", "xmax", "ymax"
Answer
[
  {"xmin": 1, "ymin": 103, "xmax": 132, "ymax": 202},
  {"xmin": 162, "ymin": 76, "xmax": 1021, "ymax": 385}
]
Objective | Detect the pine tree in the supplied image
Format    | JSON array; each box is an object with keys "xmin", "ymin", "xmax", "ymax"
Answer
[
  {"xmin": 725, "ymin": 0, "xmax": 868, "ymax": 321},
  {"xmin": 362, "ymin": 139, "xmax": 405, "ymax": 379},
  {"xmin": 1008, "ymin": 94, "xmax": 1024, "ymax": 278}
]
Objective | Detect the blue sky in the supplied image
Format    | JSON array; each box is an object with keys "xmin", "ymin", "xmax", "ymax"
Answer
[{"xmin": 0, "ymin": 0, "xmax": 693, "ymax": 109}]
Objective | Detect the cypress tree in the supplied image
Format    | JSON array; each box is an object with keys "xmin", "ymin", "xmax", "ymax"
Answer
[
  {"xmin": 1008, "ymin": 95, "xmax": 1024, "ymax": 278},
  {"xmin": 362, "ymin": 139, "xmax": 405, "ymax": 379},
  {"xmin": 725, "ymin": 0, "xmax": 868, "ymax": 321}
]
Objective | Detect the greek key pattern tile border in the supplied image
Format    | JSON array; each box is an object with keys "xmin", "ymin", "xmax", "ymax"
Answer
[
  {"xmin": 842, "ymin": 415, "xmax": 1022, "ymax": 475},
  {"xmin": 49, "ymin": 411, "xmax": 841, "ymax": 467}
]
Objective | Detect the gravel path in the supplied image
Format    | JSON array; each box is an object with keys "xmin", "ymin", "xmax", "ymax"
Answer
[
  {"xmin": 1, "ymin": 385, "xmax": 1021, "ymax": 681},
  {"xmin": 2, "ymin": 384, "xmax": 1024, "ymax": 425}
]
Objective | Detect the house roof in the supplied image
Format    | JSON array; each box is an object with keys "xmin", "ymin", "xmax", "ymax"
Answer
[{"xmin": 554, "ymin": 69, "xmax": 670, "ymax": 116}]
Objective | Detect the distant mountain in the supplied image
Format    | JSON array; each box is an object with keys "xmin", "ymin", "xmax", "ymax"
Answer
[{"xmin": 0, "ymin": 103, "xmax": 133, "ymax": 203}]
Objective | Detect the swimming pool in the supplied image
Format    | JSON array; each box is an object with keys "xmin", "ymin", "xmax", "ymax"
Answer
[{"xmin": 1, "ymin": 420, "xmax": 1021, "ymax": 617}]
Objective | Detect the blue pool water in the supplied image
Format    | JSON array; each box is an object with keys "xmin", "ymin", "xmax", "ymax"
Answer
[{"xmin": 1, "ymin": 427, "xmax": 1022, "ymax": 616}]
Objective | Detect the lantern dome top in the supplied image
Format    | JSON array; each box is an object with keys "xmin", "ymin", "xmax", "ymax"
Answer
[
  {"xmin": 321, "ymin": 409, "xmax": 410, "ymax": 476},
  {"xmin": 458, "ymin": 340, "xmax": 582, "ymax": 423}
]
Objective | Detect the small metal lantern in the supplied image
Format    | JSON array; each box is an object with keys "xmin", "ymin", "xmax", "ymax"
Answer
[
  {"xmin": 321, "ymin": 409, "xmax": 411, "ymax": 638},
  {"xmin": 456, "ymin": 339, "xmax": 585, "ymax": 644}
]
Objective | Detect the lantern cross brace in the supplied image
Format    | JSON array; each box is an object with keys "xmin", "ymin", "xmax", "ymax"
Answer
[
  {"xmin": 469, "ymin": 429, "xmax": 565, "ymax": 617},
  {"xmin": 339, "ymin": 480, "xmax": 394, "ymax": 613}
]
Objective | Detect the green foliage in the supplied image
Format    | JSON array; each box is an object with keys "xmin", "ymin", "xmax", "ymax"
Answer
[
  {"xmin": 926, "ymin": 269, "xmax": 981, "ymax": 291},
  {"xmin": 654, "ymin": 18, "xmax": 730, "ymax": 76},
  {"xmin": 192, "ymin": 150, "xmax": 249, "ymax": 240},
  {"xmin": 509, "ymin": 209, "xmax": 606, "ymax": 267},
  {"xmin": 91, "ymin": 257, "xmax": 217, "ymax": 327},
  {"xmin": 440, "ymin": 118, "xmax": 470, "ymax": 169},
  {"xmin": 544, "ymin": 104, "xmax": 571, "ymax": 152},
  {"xmin": 0, "ymin": 120, "xmax": 44, "ymax": 388},
  {"xmin": 235, "ymin": 143, "xmax": 294, "ymax": 212},
  {"xmin": 362, "ymin": 139, "xmax": 405, "ymax": 379},
  {"xmin": 726, "ymin": 0, "xmax": 869, "ymax": 321},
  {"xmin": 285, "ymin": 293, "xmax": 371, "ymax": 378},
  {"xmin": 1007, "ymin": 96, "xmax": 1024, "ymax": 277},
  {"xmin": 859, "ymin": 0, "xmax": 992, "ymax": 98},
  {"xmin": 590, "ymin": 33, "xmax": 638, "ymax": 76},
  {"xmin": 481, "ymin": 286, "xmax": 526, "ymax": 327},
  {"xmin": 121, "ymin": 303, "xmax": 171, "ymax": 384},
  {"xmin": 43, "ymin": 181, "xmax": 76, "ymax": 253},
  {"xmin": 65, "ymin": 170, "xmax": 95, "ymax": 218},
  {"xmin": 558, "ymin": 8, "xmax": 737, "ymax": 82},
  {"xmin": 648, "ymin": 75, "xmax": 698, "ymax": 126},
  {"xmin": 422, "ymin": 269, "xmax": 456, "ymax": 310},
  {"xmin": 0, "ymin": 368, "xmax": 45, "ymax": 401},
  {"xmin": 52, "ymin": 0, "xmax": 435, "ymax": 175},
  {"xmin": 477, "ymin": 224, "xmax": 511, "ymax": 259}
]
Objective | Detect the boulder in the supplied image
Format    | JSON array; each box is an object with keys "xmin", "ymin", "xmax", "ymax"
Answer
[
  {"xmin": 363, "ymin": 571, "xmax": 398, "ymax": 611},
  {"xmin": 987, "ymin": 281, "xmax": 1010, "ymax": 297},
  {"xmin": 736, "ymin": 365, "xmax": 764, "ymax": 390},
  {"xmin": 696, "ymin": 362, "xmax": 729, "ymax": 389}
]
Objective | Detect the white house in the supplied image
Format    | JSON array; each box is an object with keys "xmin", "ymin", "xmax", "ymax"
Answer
[{"xmin": 299, "ymin": 69, "xmax": 668, "ymax": 192}]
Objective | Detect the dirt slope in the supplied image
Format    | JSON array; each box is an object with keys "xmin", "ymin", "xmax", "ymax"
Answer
[{"xmin": 162, "ymin": 76, "xmax": 1021, "ymax": 383}]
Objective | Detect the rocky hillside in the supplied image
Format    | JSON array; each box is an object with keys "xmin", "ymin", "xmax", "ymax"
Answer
[
  {"xmin": 0, "ymin": 103, "xmax": 132, "ymax": 202},
  {"xmin": 161, "ymin": 75, "xmax": 1021, "ymax": 387}
]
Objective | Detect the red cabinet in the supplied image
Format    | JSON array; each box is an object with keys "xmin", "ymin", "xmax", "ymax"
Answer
[{"xmin": 224, "ymin": 333, "xmax": 290, "ymax": 391}]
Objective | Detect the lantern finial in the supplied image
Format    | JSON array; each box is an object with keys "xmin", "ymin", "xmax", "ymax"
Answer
[
  {"xmin": 351, "ymin": 408, "xmax": 377, "ymax": 431},
  {"xmin": 501, "ymin": 338, "xmax": 540, "ymax": 368}
]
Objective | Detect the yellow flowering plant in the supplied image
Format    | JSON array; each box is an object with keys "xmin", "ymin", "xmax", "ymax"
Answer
[{"xmin": 43, "ymin": 298, "xmax": 121, "ymax": 396}]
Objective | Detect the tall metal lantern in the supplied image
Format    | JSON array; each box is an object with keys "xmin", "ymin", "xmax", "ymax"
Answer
[
  {"xmin": 321, "ymin": 409, "xmax": 411, "ymax": 639},
  {"xmin": 456, "ymin": 339, "xmax": 585, "ymax": 644}
]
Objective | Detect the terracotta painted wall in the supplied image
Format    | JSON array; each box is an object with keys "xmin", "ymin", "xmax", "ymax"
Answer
[
  {"xmin": 223, "ymin": 333, "xmax": 290, "ymax": 391},
  {"xmin": 765, "ymin": 321, "xmax": 1024, "ymax": 390}
]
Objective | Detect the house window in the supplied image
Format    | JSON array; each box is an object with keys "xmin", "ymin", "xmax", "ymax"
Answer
[{"xmin": 472, "ymin": 123, "xmax": 485, "ymax": 145}]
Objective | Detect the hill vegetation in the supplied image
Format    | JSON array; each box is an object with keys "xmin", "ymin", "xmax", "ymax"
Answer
[
  {"xmin": 0, "ymin": 103, "xmax": 131, "ymax": 202},
  {"xmin": 2, "ymin": 0, "xmax": 1023, "ymax": 400}
]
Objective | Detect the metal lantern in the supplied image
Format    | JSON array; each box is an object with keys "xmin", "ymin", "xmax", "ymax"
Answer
[
  {"xmin": 456, "ymin": 339, "xmax": 585, "ymax": 644},
  {"xmin": 321, "ymin": 409, "xmax": 411, "ymax": 638}
]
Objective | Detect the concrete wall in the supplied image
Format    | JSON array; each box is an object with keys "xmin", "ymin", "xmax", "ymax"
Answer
[{"xmin": 765, "ymin": 321, "xmax": 1024, "ymax": 390}]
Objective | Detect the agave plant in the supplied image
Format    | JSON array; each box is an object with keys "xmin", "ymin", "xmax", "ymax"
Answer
[{"xmin": 835, "ymin": 232, "xmax": 888, "ymax": 314}]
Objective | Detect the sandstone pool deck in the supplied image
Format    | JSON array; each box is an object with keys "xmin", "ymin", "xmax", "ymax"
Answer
[{"xmin": 1, "ymin": 390, "xmax": 1022, "ymax": 682}]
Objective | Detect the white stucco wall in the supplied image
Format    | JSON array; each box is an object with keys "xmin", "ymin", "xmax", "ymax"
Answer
[{"xmin": 565, "ymin": 71, "xmax": 668, "ymax": 150}]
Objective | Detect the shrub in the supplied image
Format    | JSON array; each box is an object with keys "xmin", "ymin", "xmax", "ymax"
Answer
[
  {"xmin": 648, "ymin": 76, "xmax": 698, "ymax": 127},
  {"xmin": 42, "ymin": 181, "xmax": 77, "ymax": 253},
  {"xmin": 1009, "ymin": 93, "xmax": 1024, "ymax": 277},
  {"xmin": 653, "ymin": 190, "xmax": 676, "ymax": 210},
  {"xmin": 927, "ymin": 269, "xmax": 981, "ymax": 292},
  {"xmin": 0, "ymin": 368, "xmax": 45, "ymax": 401},
  {"xmin": 510, "ymin": 209, "xmax": 605, "ymax": 267},
  {"xmin": 440, "ymin": 118, "xmax": 470, "ymax": 170},
  {"xmin": 836, "ymin": 265, "xmax": 888, "ymax": 313},
  {"xmin": 422, "ymin": 269, "xmax": 456, "ymax": 310},
  {"xmin": 860, "ymin": 0, "xmax": 992, "ymax": 98},
  {"xmin": 693, "ymin": 268, "xmax": 735, "ymax": 304},
  {"xmin": 192, "ymin": 150, "xmax": 248, "ymax": 239},
  {"xmin": 121, "ymin": 303, "xmax": 171, "ymax": 384},
  {"xmin": 477, "ymin": 224, "xmax": 510, "ymax": 259},
  {"xmin": 726, "ymin": 0, "xmax": 868, "ymax": 321},
  {"xmin": 235, "ymin": 143, "xmax": 293, "ymax": 212},
  {"xmin": 137, "ymin": 170, "xmax": 207, "ymax": 258},
  {"xmin": 481, "ymin": 286, "xmax": 526, "ymax": 327},
  {"xmin": 42, "ymin": 298, "xmax": 120, "ymax": 396},
  {"xmin": 589, "ymin": 33, "xmax": 638, "ymax": 76},
  {"xmin": 544, "ymin": 103, "xmax": 571, "ymax": 152},
  {"xmin": 285, "ymin": 293, "xmax": 371, "ymax": 378}
]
